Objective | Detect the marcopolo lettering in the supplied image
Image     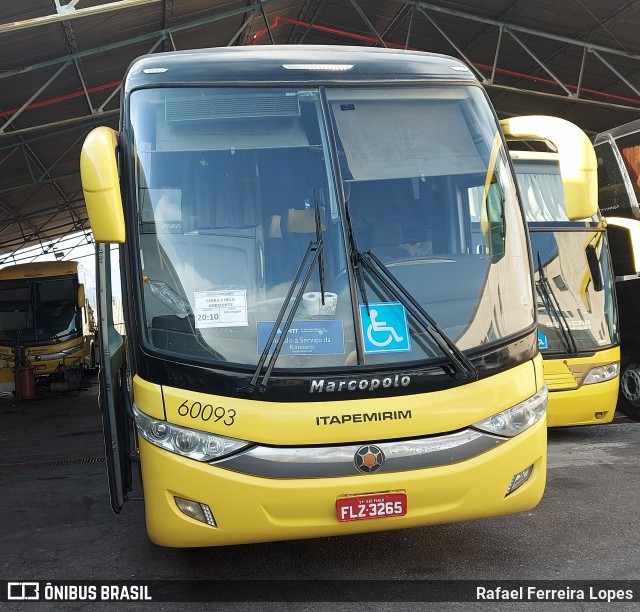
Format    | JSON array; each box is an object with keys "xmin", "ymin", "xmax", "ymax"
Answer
[{"xmin": 310, "ymin": 374, "xmax": 411, "ymax": 393}]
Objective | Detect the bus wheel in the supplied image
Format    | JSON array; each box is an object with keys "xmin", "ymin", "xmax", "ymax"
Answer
[{"xmin": 618, "ymin": 356, "xmax": 640, "ymax": 420}]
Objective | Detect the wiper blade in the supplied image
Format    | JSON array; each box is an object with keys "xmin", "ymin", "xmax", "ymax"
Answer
[
  {"xmin": 312, "ymin": 190, "xmax": 327, "ymax": 308},
  {"xmin": 247, "ymin": 238, "xmax": 323, "ymax": 394},
  {"xmin": 358, "ymin": 250, "xmax": 478, "ymax": 382},
  {"xmin": 536, "ymin": 252, "xmax": 578, "ymax": 356},
  {"xmin": 344, "ymin": 199, "xmax": 370, "ymax": 312}
]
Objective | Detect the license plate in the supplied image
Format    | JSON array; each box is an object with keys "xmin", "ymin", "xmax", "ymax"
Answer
[{"xmin": 336, "ymin": 492, "xmax": 407, "ymax": 522}]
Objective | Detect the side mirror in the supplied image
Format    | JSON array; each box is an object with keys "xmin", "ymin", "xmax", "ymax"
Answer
[
  {"xmin": 605, "ymin": 217, "xmax": 640, "ymax": 277},
  {"xmin": 80, "ymin": 126, "xmax": 126, "ymax": 243},
  {"xmin": 77, "ymin": 283, "xmax": 86, "ymax": 309},
  {"xmin": 501, "ymin": 116, "xmax": 598, "ymax": 221},
  {"xmin": 78, "ymin": 283, "xmax": 87, "ymax": 308}
]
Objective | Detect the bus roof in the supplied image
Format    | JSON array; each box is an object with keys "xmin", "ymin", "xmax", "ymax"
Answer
[
  {"xmin": 124, "ymin": 45, "xmax": 478, "ymax": 92},
  {"xmin": 0, "ymin": 260, "xmax": 79, "ymax": 280}
]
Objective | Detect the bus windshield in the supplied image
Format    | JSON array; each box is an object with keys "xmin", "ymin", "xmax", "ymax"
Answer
[
  {"xmin": 0, "ymin": 276, "xmax": 79, "ymax": 343},
  {"xmin": 130, "ymin": 85, "xmax": 533, "ymax": 370},
  {"xmin": 513, "ymin": 157, "xmax": 618, "ymax": 354}
]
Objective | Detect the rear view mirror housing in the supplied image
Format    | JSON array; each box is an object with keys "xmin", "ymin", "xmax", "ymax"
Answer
[
  {"xmin": 77, "ymin": 283, "xmax": 86, "ymax": 309},
  {"xmin": 501, "ymin": 116, "xmax": 598, "ymax": 221},
  {"xmin": 80, "ymin": 127, "xmax": 126, "ymax": 243}
]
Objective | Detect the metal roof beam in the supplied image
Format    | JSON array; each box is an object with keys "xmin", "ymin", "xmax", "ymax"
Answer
[
  {"xmin": 0, "ymin": 0, "xmax": 289, "ymax": 81},
  {"xmin": 298, "ymin": 0, "xmax": 328, "ymax": 44},
  {"xmin": 399, "ymin": 1, "xmax": 640, "ymax": 60},
  {"xmin": 97, "ymin": 34, "xmax": 168, "ymax": 113},
  {"xmin": 37, "ymin": 131, "xmax": 89, "ymax": 183},
  {"xmin": 0, "ymin": 110, "xmax": 119, "ymax": 140},
  {"xmin": 349, "ymin": 0, "xmax": 386, "ymax": 48},
  {"xmin": 0, "ymin": 230, "xmax": 92, "ymax": 265},
  {"xmin": 0, "ymin": 212, "xmax": 87, "ymax": 253},
  {"xmin": 0, "ymin": 173, "xmax": 80, "ymax": 197},
  {"xmin": 0, "ymin": 199, "xmax": 85, "ymax": 226},
  {"xmin": 396, "ymin": 1, "xmax": 640, "ymax": 104},
  {"xmin": 227, "ymin": 14, "xmax": 256, "ymax": 47},
  {"xmin": 486, "ymin": 81, "xmax": 640, "ymax": 113},
  {"xmin": 0, "ymin": 0, "xmax": 163, "ymax": 34},
  {"xmin": 417, "ymin": 6, "xmax": 487, "ymax": 83},
  {"xmin": 0, "ymin": 62, "xmax": 71, "ymax": 133},
  {"xmin": 59, "ymin": 16, "xmax": 96, "ymax": 114},
  {"xmin": 506, "ymin": 30, "xmax": 574, "ymax": 97},
  {"xmin": 0, "ymin": 199, "xmax": 25, "ymax": 223},
  {"xmin": 259, "ymin": 1, "xmax": 276, "ymax": 45},
  {"xmin": 0, "ymin": 146, "xmax": 19, "ymax": 170},
  {"xmin": 591, "ymin": 49, "xmax": 640, "ymax": 98}
]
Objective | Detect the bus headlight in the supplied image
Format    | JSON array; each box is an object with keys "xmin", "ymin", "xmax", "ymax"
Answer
[
  {"xmin": 582, "ymin": 363, "xmax": 619, "ymax": 385},
  {"xmin": 133, "ymin": 404, "xmax": 251, "ymax": 461},
  {"xmin": 472, "ymin": 386, "xmax": 547, "ymax": 437}
]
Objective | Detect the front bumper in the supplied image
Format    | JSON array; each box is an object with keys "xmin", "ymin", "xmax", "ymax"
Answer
[{"xmin": 139, "ymin": 417, "xmax": 547, "ymax": 547}]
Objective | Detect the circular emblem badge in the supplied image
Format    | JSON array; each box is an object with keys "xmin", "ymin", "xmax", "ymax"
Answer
[{"xmin": 354, "ymin": 445, "xmax": 385, "ymax": 473}]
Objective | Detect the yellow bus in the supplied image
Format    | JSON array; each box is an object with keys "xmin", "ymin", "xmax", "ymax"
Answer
[
  {"xmin": 0, "ymin": 260, "xmax": 97, "ymax": 395},
  {"xmin": 504, "ymin": 117, "xmax": 619, "ymax": 427},
  {"xmin": 80, "ymin": 46, "xmax": 595, "ymax": 547},
  {"xmin": 594, "ymin": 118, "xmax": 640, "ymax": 420}
]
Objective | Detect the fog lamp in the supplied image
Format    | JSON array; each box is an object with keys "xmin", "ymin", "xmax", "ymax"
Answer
[
  {"xmin": 174, "ymin": 496, "xmax": 217, "ymax": 526},
  {"xmin": 506, "ymin": 465, "xmax": 533, "ymax": 496}
]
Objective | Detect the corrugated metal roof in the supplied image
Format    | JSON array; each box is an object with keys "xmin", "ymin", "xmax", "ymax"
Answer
[{"xmin": 0, "ymin": 0, "xmax": 639, "ymax": 260}]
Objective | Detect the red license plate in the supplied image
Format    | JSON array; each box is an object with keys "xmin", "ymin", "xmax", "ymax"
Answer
[{"xmin": 336, "ymin": 492, "xmax": 407, "ymax": 522}]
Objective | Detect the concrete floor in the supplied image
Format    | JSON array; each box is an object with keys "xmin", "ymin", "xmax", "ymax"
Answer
[{"xmin": 1, "ymin": 377, "xmax": 639, "ymax": 610}]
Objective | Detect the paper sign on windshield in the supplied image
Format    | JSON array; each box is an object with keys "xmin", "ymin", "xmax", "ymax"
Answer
[{"xmin": 194, "ymin": 290, "xmax": 248, "ymax": 328}]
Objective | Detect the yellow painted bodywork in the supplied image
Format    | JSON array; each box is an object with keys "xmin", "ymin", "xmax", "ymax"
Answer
[
  {"xmin": 543, "ymin": 346, "xmax": 620, "ymax": 427},
  {"xmin": 500, "ymin": 116, "xmax": 598, "ymax": 221},
  {"xmin": 0, "ymin": 335, "xmax": 87, "ymax": 384},
  {"xmin": 132, "ymin": 356, "xmax": 547, "ymax": 547},
  {"xmin": 0, "ymin": 260, "xmax": 79, "ymax": 280},
  {"xmin": 80, "ymin": 126, "xmax": 125, "ymax": 243}
]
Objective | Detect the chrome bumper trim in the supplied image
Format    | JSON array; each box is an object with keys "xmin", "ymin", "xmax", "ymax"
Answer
[{"xmin": 212, "ymin": 429, "xmax": 506, "ymax": 479}]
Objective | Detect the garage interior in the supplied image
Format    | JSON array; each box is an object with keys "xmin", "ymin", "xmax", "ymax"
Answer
[{"xmin": 0, "ymin": 0, "xmax": 638, "ymax": 264}]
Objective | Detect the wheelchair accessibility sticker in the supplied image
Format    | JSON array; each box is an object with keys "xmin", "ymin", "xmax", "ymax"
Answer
[
  {"xmin": 537, "ymin": 331, "xmax": 548, "ymax": 350},
  {"xmin": 360, "ymin": 302, "xmax": 411, "ymax": 353}
]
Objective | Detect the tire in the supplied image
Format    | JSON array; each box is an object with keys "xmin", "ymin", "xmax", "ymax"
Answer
[{"xmin": 618, "ymin": 355, "xmax": 640, "ymax": 420}]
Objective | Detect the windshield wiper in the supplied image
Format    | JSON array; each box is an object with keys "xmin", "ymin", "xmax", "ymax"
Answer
[
  {"xmin": 535, "ymin": 252, "xmax": 578, "ymax": 356},
  {"xmin": 357, "ymin": 249, "xmax": 478, "ymax": 382},
  {"xmin": 246, "ymin": 196, "xmax": 325, "ymax": 393},
  {"xmin": 344, "ymin": 199, "xmax": 370, "ymax": 313},
  {"xmin": 312, "ymin": 190, "xmax": 327, "ymax": 306}
]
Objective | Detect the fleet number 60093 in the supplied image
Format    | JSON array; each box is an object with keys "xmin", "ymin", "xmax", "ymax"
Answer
[{"xmin": 176, "ymin": 400, "xmax": 236, "ymax": 426}]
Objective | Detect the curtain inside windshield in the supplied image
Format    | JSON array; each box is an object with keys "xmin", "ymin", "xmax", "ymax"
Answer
[{"xmin": 513, "ymin": 159, "xmax": 569, "ymax": 222}]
